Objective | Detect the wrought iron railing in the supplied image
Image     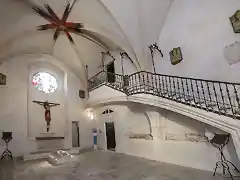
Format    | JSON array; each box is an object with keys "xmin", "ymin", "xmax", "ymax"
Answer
[
  {"xmin": 88, "ymin": 70, "xmax": 106, "ymax": 90},
  {"xmin": 88, "ymin": 71, "xmax": 240, "ymax": 119},
  {"xmin": 88, "ymin": 71, "xmax": 125, "ymax": 92}
]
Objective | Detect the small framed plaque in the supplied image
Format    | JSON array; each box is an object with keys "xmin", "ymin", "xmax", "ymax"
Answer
[
  {"xmin": 230, "ymin": 10, "xmax": 240, "ymax": 33},
  {"xmin": 0, "ymin": 73, "xmax": 6, "ymax": 85},
  {"xmin": 169, "ymin": 47, "xmax": 183, "ymax": 65},
  {"xmin": 79, "ymin": 90, "xmax": 85, "ymax": 98}
]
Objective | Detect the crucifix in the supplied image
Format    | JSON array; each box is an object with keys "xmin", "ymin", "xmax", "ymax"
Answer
[{"xmin": 33, "ymin": 100, "xmax": 60, "ymax": 132}]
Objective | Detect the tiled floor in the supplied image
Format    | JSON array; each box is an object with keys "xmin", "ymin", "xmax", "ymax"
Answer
[{"xmin": 0, "ymin": 151, "xmax": 227, "ymax": 180}]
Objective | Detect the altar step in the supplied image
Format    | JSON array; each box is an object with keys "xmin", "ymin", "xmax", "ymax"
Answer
[
  {"xmin": 23, "ymin": 147, "xmax": 92, "ymax": 161},
  {"xmin": 23, "ymin": 152, "xmax": 50, "ymax": 161}
]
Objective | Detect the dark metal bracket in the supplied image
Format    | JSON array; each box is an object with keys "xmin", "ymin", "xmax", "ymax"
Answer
[
  {"xmin": 206, "ymin": 134, "xmax": 240, "ymax": 180},
  {"xmin": 102, "ymin": 51, "xmax": 115, "ymax": 61},
  {"xmin": 149, "ymin": 43, "xmax": 163, "ymax": 57},
  {"xmin": 148, "ymin": 43, "xmax": 163, "ymax": 74},
  {"xmin": 120, "ymin": 52, "xmax": 134, "ymax": 64}
]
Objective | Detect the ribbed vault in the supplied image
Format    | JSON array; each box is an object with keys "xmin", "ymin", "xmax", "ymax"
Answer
[{"xmin": 0, "ymin": 0, "xmax": 173, "ymax": 74}]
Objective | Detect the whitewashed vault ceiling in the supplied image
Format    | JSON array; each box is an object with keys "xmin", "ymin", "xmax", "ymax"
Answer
[{"xmin": 0, "ymin": 0, "xmax": 173, "ymax": 75}]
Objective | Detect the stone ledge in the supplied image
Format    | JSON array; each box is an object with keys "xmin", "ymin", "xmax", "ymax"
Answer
[
  {"xmin": 35, "ymin": 137, "xmax": 65, "ymax": 140},
  {"xmin": 129, "ymin": 134, "xmax": 153, "ymax": 140}
]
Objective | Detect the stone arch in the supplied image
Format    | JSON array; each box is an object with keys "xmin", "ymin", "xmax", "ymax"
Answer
[{"xmin": 144, "ymin": 112, "xmax": 153, "ymax": 137}]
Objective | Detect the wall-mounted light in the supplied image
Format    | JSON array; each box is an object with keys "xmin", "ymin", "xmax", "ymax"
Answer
[{"xmin": 86, "ymin": 108, "xmax": 95, "ymax": 120}]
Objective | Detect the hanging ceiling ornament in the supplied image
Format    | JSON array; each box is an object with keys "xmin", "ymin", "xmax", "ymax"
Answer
[{"xmin": 32, "ymin": 0, "xmax": 107, "ymax": 49}]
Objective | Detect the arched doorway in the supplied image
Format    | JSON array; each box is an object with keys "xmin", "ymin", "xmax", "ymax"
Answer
[{"xmin": 102, "ymin": 109, "xmax": 116, "ymax": 151}]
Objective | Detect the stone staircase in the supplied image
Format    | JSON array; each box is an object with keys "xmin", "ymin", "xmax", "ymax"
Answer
[{"xmin": 88, "ymin": 71, "xmax": 240, "ymax": 119}]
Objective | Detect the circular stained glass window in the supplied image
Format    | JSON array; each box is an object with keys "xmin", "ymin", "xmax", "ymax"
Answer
[{"xmin": 32, "ymin": 72, "xmax": 58, "ymax": 93}]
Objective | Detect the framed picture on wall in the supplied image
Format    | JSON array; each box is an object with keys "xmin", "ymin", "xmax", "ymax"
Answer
[
  {"xmin": 79, "ymin": 90, "xmax": 85, "ymax": 98},
  {"xmin": 230, "ymin": 10, "xmax": 240, "ymax": 33},
  {"xmin": 169, "ymin": 47, "xmax": 183, "ymax": 65},
  {"xmin": 0, "ymin": 73, "xmax": 6, "ymax": 85}
]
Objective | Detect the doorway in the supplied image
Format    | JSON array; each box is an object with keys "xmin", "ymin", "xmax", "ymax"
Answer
[
  {"xmin": 106, "ymin": 61, "xmax": 115, "ymax": 83},
  {"xmin": 105, "ymin": 122, "xmax": 116, "ymax": 151},
  {"xmin": 72, "ymin": 122, "xmax": 80, "ymax": 148}
]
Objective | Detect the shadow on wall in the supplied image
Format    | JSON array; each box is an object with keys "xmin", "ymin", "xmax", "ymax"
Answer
[
  {"xmin": 127, "ymin": 103, "xmax": 153, "ymax": 139},
  {"xmin": 165, "ymin": 110, "xmax": 207, "ymax": 142},
  {"xmin": 164, "ymin": 109, "xmax": 240, "ymax": 169},
  {"xmin": 163, "ymin": 109, "xmax": 237, "ymax": 142}
]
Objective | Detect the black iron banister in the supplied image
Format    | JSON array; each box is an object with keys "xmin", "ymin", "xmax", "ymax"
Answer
[
  {"xmin": 88, "ymin": 70, "xmax": 240, "ymax": 119},
  {"xmin": 133, "ymin": 71, "xmax": 240, "ymax": 85},
  {"xmin": 88, "ymin": 70, "xmax": 105, "ymax": 81}
]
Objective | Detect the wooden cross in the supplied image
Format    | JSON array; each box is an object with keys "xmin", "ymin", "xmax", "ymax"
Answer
[{"xmin": 33, "ymin": 100, "xmax": 60, "ymax": 132}]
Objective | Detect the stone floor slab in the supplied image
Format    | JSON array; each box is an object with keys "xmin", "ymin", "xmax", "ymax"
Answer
[{"xmin": 0, "ymin": 150, "xmax": 228, "ymax": 180}]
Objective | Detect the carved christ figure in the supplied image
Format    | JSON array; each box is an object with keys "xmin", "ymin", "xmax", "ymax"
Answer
[{"xmin": 33, "ymin": 101, "xmax": 60, "ymax": 132}]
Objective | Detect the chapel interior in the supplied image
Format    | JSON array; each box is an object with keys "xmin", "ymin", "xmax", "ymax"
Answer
[{"xmin": 1, "ymin": 0, "xmax": 240, "ymax": 180}]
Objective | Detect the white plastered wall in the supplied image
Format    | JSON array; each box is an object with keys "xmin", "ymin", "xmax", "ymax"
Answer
[
  {"xmin": 93, "ymin": 103, "xmax": 240, "ymax": 171},
  {"xmin": 28, "ymin": 61, "xmax": 68, "ymax": 138},
  {"xmin": 101, "ymin": 0, "xmax": 173, "ymax": 70},
  {"xmin": 0, "ymin": 54, "xmax": 93, "ymax": 156},
  {"xmin": 156, "ymin": 0, "xmax": 240, "ymax": 82}
]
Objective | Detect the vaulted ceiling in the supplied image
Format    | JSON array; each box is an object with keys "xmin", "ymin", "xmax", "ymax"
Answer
[{"xmin": 0, "ymin": 0, "xmax": 173, "ymax": 77}]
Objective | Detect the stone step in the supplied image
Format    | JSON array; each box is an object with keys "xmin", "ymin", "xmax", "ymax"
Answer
[
  {"xmin": 23, "ymin": 147, "xmax": 92, "ymax": 161},
  {"xmin": 23, "ymin": 152, "xmax": 50, "ymax": 161}
]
